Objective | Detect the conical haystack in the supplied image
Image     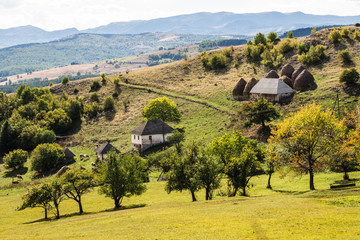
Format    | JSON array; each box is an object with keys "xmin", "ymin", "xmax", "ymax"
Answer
[
  {"xmin": 291, "ymin": 65, "xmax": 305, "ymax": 80},
  {"xmin": 232, "ymin": 78, "xmax": 247, "ymax": 99},
  {"xmin": 293, "ymin": 69, "xmax": 315, "ymax": 91},
  {"xmin": 280, "ymin": 63, "xmax": 295, "ymax": 78},
  {"xmin": 265, "ymin": 70, "xmax": 279, "ymax": 78},
  {"xmin": 243, "ymin": 78, "xmax": 258, "ymax": 97},
  {"xmin": 280, "ymin": 75, "xmax": 293, "ymax": 88}
]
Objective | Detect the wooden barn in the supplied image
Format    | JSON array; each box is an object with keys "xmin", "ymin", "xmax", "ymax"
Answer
[
  {"xmin": 63, "ymin": 147, "xmax": 75, "ymax": 164},
  {"xmin": 94, "ymin": 142, "xmax": 120, "ymax": 160},
  {"xmin": 250, "ymin": 78, "xmax": 294, "ymax": 103},
  {"xmin": 131, "ymin": 120, "xmax": 174, "ymax": 152}
]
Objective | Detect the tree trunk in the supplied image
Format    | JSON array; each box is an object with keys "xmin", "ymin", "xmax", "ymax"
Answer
[
  {"xmin": 241, "ymin": 185, "xmax": 247, "ymax": 196},
  {"xmin": 205, "ymin": 188, "xmax": 210, "ymax": 200},
  {"xmin": 309, "ymin": 165, "xmax": 315, "ymax": 190},
  {"xmin": 54, "ymin": 203, "xmax": 60, "ymax": 219},
  {"xmin": 261, "ymin": 120, "xmax": 266, "ymax": 129},
  {"xmin": 114, "ymin": 198, "xmax": 121, "ymax": 208},
  {"xmin": 191, "ymin": 191, "xmax": 197, "ymax": 202},
  {"xmin": 343, "ymin": 167, "xmax": 349, "ymax": 181},
  {"xmin": 44, "ymin": 207, "xmax": 48, "ymax": 220},
  {"xmin": 267, "ymin": 173, "xmax": 272, "ymax": 189},
  {"xmin": 231, "ymin": 187, "xmax": 238, "ymax": 197},
  {"xmin": 78, "ymin": 197, "xmax": 83, "ymax": 214}
]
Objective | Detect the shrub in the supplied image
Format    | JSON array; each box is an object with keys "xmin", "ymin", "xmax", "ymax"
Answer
[
  {"xmin": 354, "ymin": 30, "xmax": 360, "ymax": 40},
  {"xmin": 45, "ymin": 109, "xmax": 72, "ymax": 134},
  {"xmin": 338, "ymin": 49, "xmax": 353, "ymax": 64},
  {"xmin": 329, "ymin": 29, "xmax": 342, "ymax": 43},
  {"xmin": 287, "ymin": 32, "xmax": 294, "ymax": 38},
  {"xmin": 113, "ymin": 78, "xmax": 120, "ymax": 86},
  {"xmin": 73, "ymin": 88, "xmax": 79, "ymax": 94},
  {"xmin": 90, "ymin": 81, "xmax": 101, "ymax": 92},
  {"xmin": 267, "ymin": 32, "xmax": 278, "ymax": 42},
  {"xmin": 355, "ymin": 23, "xmax": 360, "ymax": 27},
  {"xmin": 101, "ymin": 73, "xmax": 106, "ymax": 83},
  {"xmin": 90, "ymin": 92, "xmax": 99, "ymax": 102},
  {"xmin": 221, "ymin": 48, "xmax": 232, "ymax": 58},
  {"xmin": 254, "ymin": 33, "xmax": 266, "ymax": 45},
  {"xmin": 296, "ymin": 42, "xmax": 308, "ymax": 54},
  {"xmin": 339, "ymin": 68, "xmax": 360, "ymax": 84},
  {"xmin": 298, "ymin": 45, "xmax": 326, "ymax": 65},
  {"xmin": 38, "ymin": 130, "xmax": 56, "ymax": 144},
  {"xmin": 277, "ymin": 39, "xmax": 294, "ymax": 54},
  {"xmin": 244, "ymin": 44, "xmax": 264, "ymax": 62},
  {"xmin": 31, "ymin": 143, "xmax": 65, "ymax": 172},
  {"xmin": 261, "ymin": 48, "xmax": 284, "ymax": 68},
  {"xmin": 84, "ymin": 102, "xmax": 102, "ymax": 119},
  {"xmin": 209, "ymin": 54, "xmax": 227, "ymax": 69},
  {"xmin": 4, "ymin": 149, "xmax": 28, "ymax": 170},
  {"xmin": 200, "ymin": 51, "xmax": 209, "ymax": 67},
  {"xmin": 341, "ymin": 28, "xmax": 350, "ymax": 38},
  {"xmin": 61, "ymin": 76, "xmax": 69, "ymax": 85},
  {"xmin": 103, "ymin": 96, "xmax": 115, "ymax": 111}
]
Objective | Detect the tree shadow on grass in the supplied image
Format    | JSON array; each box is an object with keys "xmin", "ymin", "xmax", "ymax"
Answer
[
  {"xmin": 23, "ymin": 204, "xmax": 147, "ymax": 224},
  {"xmin": 273, "ymin": 189, "xmax": 310, "ymax": 195},
  {"xmin": 3, "ymin": 167, "xmax": 28, "ymax": 178}
]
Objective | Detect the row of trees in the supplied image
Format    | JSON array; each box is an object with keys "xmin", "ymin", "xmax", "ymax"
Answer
[{"xmin": 19, "ymin": 152, "xmax": 148, "ymax": 219}]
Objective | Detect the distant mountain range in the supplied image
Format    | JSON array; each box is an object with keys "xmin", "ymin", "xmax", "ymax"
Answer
[{"xmin": 1, "ymin": 11, "xmax": 359, "ymax": 48}]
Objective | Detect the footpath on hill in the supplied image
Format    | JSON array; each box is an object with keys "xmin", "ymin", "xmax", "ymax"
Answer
[{"xmin": 118, "ymin": 82, "xmax": 236, "ymax": 116}]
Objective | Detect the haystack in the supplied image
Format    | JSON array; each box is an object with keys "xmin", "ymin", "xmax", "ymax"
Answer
[
  {"xmin": 243, "ymin": 78, "xmax": 258, "ymax": 97},
  {"xmin": 232, "ymin": 78, "xmax": 247, "ymax": 99},
  {"xmin": 265, "ymin": 70, "xmax": 279, "ymax": 78},
  {"xmin": 291, "ymin": 65, "xmax": 305, "ymax": 80},
  {"xmin": 56, "ymin": 166, "xmax": 70, "ymax": 177},
  {"xmin": 280, "ymin": 64, "xmax": 294, "ymax": 78},
  {"xmin": 293, "ymin": 69, "xmax": 316, "ymax": 91},
  {"xmin": 280, "ymin": 75, "xmax": 293, "ymax": 88}
]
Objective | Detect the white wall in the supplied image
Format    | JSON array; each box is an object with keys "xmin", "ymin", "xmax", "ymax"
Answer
[{"xmin": 131, "ymin": 133, "xmax": 173, "ymax": 145}]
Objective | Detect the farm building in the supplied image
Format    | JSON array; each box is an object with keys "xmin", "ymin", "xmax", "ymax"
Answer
[
  {"xmin": 131, "ymin": 120, "xmax": 174, "ymax": 152},
  {"xmin": 63, "ymin": 148, "xmax": 75, "ymax": 164},
  {"xmin": 94, "ymin": 142, "xmax": 120, "ymax": 160},
  {"xmin": 250, "ymin": 78, "xmax": 294, "ymax": 103}
]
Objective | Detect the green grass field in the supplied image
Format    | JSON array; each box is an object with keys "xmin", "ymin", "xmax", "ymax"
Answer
[{"xmin": 1, "ymin": 171, "xmax": 360, "ymax": 239}]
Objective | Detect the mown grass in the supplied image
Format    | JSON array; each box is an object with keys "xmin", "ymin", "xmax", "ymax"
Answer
[{"xmin": 1, "ymin": 171, "xmax": 360, "ymax": 239}]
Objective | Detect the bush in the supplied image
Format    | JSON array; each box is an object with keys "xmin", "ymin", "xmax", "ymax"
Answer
[
  {"xmin": 61, "ymin": 76, "xmax": 69, "ymax": 85},
  {"xmin": 296, "ymin": 42, "xmax": 308, "ymax": 54},
  {"xmin": 254, "ymin": 33, "xmax": 266, "ymax": 45},
  {"xmin": 287, "ymin": 32, "xmax": 294, "ymax": 38},
  {"xmin": 90, "ymin": 81, "xmax": 101, "ymax": 92},
  {"xmin": 101, "ymin": 73, "xmax": 106, "ymax": 83},
  {"xmin": 329, "ymin": 29, "xmax": 342, "ymax": 43},
  {"xmin": 339, "ymin": 68, "xmax": 360, "ymax": 84},
  {"xmin": 84, "ymin": 102, "xmax": 102, "ymax": 119},
  {"xmin": 73, "ymin": 88, "xmax": 79, "ymax": 94},
  {"xmin": 113, "ymin": 78, "xmax": 120, "ymax": 86},
  {"xmin": 277, "ymin": 39, "xmax": 294, "ymax": 54},
  {"xmin": 267, "ymin": 32, "xmax": 278, "ymax": 42},
  {"xmin": 355, "ymin": 23, "xmax": 360, "ymax": 27},
  {"xmin": 4, "ymin": 149, "xmax": 28, "ymax": 170},
  {"xmin": 261, "ymin": 48, "xmax": 284, "ymax": 68},
  {"xmin": 38, "ymin": 130, "xmax": 56, "ymax": 144},
  {"xmin": 45, "ymin": 109, "xmax": 72, "ymax": 134},
  {"xmin": 341, "ymin": 28, "xmax": 350, "ymax": 38},
  {"xmin": 209, "ymin": 54, "xmax": 227, "ymax": 69},
  {"xmin": 90, "ymin": 92, "xmax": 99, "ymax": 102},
  {"xmin": 103, "ymin": 96, "xmax": 115, "ymax": 111},
  {"xmin": 298, "ymin": 45, "xmax": 326, "ymax": 65},
  {"xmin": 221, "ymin": 48, "xmax": 232, "ymax": 58},
  {"xmin": 31, "ymin": 143, "xmax": 65, "ymax": 172},
  {"xmin": 354, "ymin": 30, "xmax": 360, "ymax": 40},
  {"xmin": 244, "ymin": 44, "xmax": 264, "ymax": 62},
  {"xmin": 338, "ymin": 49, "xmax": 353, "ymax": 64}
]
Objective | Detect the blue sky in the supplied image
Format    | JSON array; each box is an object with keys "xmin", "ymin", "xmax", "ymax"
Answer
[{"xmin": 0, "ymin": 0, "xmax": 360, "ymax": 30}]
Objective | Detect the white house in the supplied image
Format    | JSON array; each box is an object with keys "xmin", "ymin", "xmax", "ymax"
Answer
[
  {"xmin": 131, "ymin": 120, "xmax": 174, "ymax": 152},
  {"xmin": 250, "ymin": 78, "xmax": 294, "ymax": 103}
]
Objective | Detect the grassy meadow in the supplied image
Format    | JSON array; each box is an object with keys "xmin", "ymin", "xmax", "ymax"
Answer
[{"xmin": 1, "ymin": 171, "xmax": 360, "ymax": 239}]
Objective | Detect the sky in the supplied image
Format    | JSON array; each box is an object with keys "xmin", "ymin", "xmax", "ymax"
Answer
[{"xmin": 1, "ymin": 0, "xmax": 360, "ymax": 31}]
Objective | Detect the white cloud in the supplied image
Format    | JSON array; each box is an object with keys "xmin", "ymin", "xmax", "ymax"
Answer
[{"xmin": 0, "ymin": 0, "xmax": 359, "ymax": 30}]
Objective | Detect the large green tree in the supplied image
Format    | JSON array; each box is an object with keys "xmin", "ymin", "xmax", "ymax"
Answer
[
  {"xmin": 48, "ymin": 178, "xmax": 65, "ymax": 219},
  {"xmin": 31, "ymin": 143, "xmax": 65, "ymax": 173},
  {"xmin": 61, "ymin": 168, "xmax": 96, "ymax": 214},
  {"xmin": 99, "ymin": 151, "xmax": 147, "ymax": 208},
  {"xmin": 3, "ymin": 149, "xmax": 28, "ymax": 170},
  {"xmin": 143, "ymin": 97, "xmax": 181, "ymax": 144},
  {"xmin": 198, "ymin": 152, "xmax": 222, "ymax": 200},
  {"xmin": 269, "ymin": 103, "xmax": 345, "ymax": 190},
  {"xmin": 0, "ymin": 120, "xmax": 12, "ymax": 155}
]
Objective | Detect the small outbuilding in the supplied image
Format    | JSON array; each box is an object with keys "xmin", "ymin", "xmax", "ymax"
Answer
[
  {"xmin": 63, "ymin": 148, "xmax": 76, "ymax": 164},
  {"xmin": 95, "ymin": 142, "xmax": 120, "ymax": 160},
  {"xmin": 250, "ymin": 78, "xmax": 294, "ymax": 103},
  {"xmin": 131, "ymin": 120, "xmax": 174, "ymax": 152}
]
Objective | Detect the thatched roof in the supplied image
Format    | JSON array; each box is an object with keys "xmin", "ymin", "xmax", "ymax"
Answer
[
  {"xmin": 131, "ymin": 120, "xmax": 174, "ymax": 135},
  {"xmin": 293, "ymin": 69, "xmax": 316, "ymax": 91},
  {"xmin": 250, "ymin": 78, "xmax": 294, "ymax": 95},
  {"xmin": 95, "ymin": 142, "xmax": 120, "ymax": 155},
  {"xmin": 243, "ymin": 78, "xmax": 258, "ymax": 97},
  {"xmin": 280, "ymin": 64, "xmax": 294, "ymax": 78},
  {"xmin": 291, "ymin": 65, "xmax": 305, "ymax": 80},
  {"xmin": 265, "ymin": 70, "xmax": 279, "ymax": 78},
  {"xmin": 280, "ymin": 75, "xmax": 293, "ymax": 88},
  {"xmin": 232, "ymin": 78, "xmax": 247, "ymax": 98},
  {"xmin": 64, "ymin": 148, "xmax": 75, "ymax": 158}
]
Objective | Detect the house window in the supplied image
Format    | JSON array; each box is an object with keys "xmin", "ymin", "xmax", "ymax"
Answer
[
  {"xmin": 149, "ymin": 136, "xmax": 152, "ymax": 141},
  {"xmin": 134, "ymin": 135, "xmax": 136, "ymax": 139},
  {"xmin": 138, "ymin": 136, "xmax": 139, "ymax": 140}
]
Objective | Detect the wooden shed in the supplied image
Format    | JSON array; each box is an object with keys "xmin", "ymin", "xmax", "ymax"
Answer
[
  {"xmin": 250, "ymin": 78, "xmax": 294, "ymax": 103},
  {"xmin": 94, "ymin": 142, "xmax": 120, "ymax": 160}
]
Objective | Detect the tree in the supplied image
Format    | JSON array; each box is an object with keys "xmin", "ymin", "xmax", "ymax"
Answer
[
  {"xmin": 101, "ymin": 73, "xmax": 106, "ymax": 83},
  {"xmin": 38, "ymin": 130, "xmax": 56, "ymax": 144},
  {"xmin": 267, "ymin": 32, "xmax": 278, "ymax": 42},
  {"xmin": 329, "ymin": 29, "xmax": 342, "ymax": 43},
  {"xmin": 45, "ymin": 109, "xmax": 72, "ymax": 134},
  {"xmin": 99, "ymin": 151, "xmax": 147, "ymax": 208},
  {"xmin": 254, "ymin": 33, "xmax": 266, "ymax": 45},
  {"xmin": 90, "ymin": 93, "xmax": 99, "ymax": 102},
  {"xmin": 269, "ymin": 103, "xmax": 345, "ymax": 190},
  {"xmin": 165, "ymin": 143, "xmax": 203, "ymax": 201},
  {"xmin": 167, "ymin": 129, "xmax": 185, "ymax": 154},
  {"xmin": 143, "ymin": 97, "xmax": 181, "ymax": 144},
  {"xmin": 240, "ymin": 98, "xmax": 280, "ymax": 129},
  {"xmin": 61, "ymin": 76, "xmax": 69, "ymax": 85},
  {"xmin": 3, "ymin": 149, "xmax": 28, "ymax": 170},
  {"xmin": 339, "ymin": 68, "xmax": 360, "ymax": 85},
  {"xmin": 18, "ymin": 184, "xmax": 52, "ymax": 220},
  {"xmin": 0, "ymin": 120, "xmax": 12, "ymax": 155},
  {"xmin": 61, "ymin": 168, "xmax": 96, "ymax": 214},
  {"xmin": 198, "ymin": 152, "xmax": 222, "ymax": 200},
  {"xmin": 103, "ymin": 96, "xmax": 115, "ymax": 112},
  {"xmin": 31, "ymin": 143, "xmax": 65, "ymax": 173},
  {"xmin": 209, "ymin": 132, "xmax": 263, "ymax": 196},
  {"xmin": 48, "ymin": 178, "xmax": 65, "ymax": 219},
  {"xmin": 287, "ymin": 32, "xmax": 294, "ymax": 38}
]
